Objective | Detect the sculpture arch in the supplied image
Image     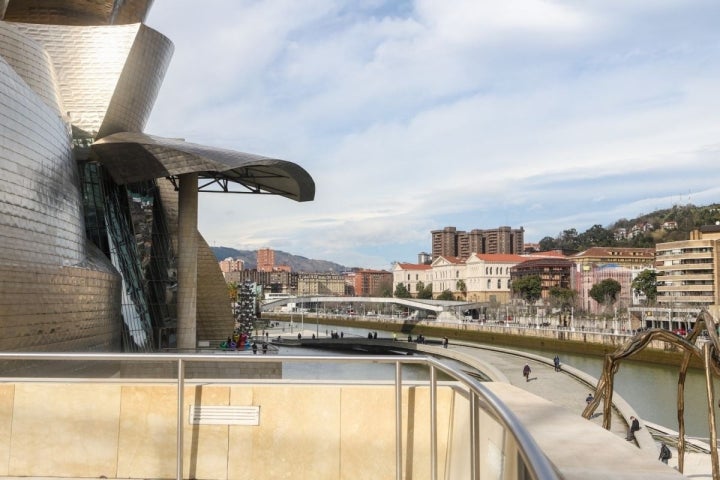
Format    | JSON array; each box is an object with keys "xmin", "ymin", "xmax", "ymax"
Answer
[{"xmin": 582, "ymin": 309, "xmax": 719, "ymax": 478}]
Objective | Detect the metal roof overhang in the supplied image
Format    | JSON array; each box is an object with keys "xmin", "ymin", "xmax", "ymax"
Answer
[{"xmin": 91, "ymin": 132, "xmax": 315, "ymax": 202}]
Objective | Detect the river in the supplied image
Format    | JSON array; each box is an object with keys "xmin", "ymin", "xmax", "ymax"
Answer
[{"xmin": 274, "ymin": 321, "xmax": 719, "ymax": 439}]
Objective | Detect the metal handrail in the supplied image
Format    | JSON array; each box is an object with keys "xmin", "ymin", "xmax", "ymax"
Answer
[{"xmin": 0, "ymin": 352, "xmax": 559, "ymax": 480}]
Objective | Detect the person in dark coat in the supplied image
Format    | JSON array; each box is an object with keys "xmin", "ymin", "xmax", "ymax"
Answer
[
  {"xmin": 659, "ymin": 442, "xmax": 671, "ymax": 464},
  {"xmin": 626, "ymin": 416, "xmax": 640, "ymax": 441},
  {"xmin": 523, "ymin": 364, "xmax": 531, "ymax": 382}
]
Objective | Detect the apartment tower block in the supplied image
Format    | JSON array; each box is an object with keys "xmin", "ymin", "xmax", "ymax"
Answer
[{"xmin": 431, "ymin": 226, "xmax": 524, "ymax": 260}]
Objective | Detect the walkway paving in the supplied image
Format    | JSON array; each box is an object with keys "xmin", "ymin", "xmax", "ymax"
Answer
[
  {"xmin": 278, "ymin": 327, "xmax": 715, "ymax": 478},
  {"xmin": 444, "ymin": 340, "xmax": 714, "ymax": 479}
]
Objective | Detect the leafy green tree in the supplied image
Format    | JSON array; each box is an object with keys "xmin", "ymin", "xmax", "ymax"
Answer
[
  {"xmin": 589, "ymin": 279, "xmax": 622, "ymax": 310},
  {"xmin": 549, "ymin": 286, "xmax": 576, "ymax": 309},
  {"xmin": 437, "ymin": 289, "xmax": 454, "ymax": 301},
  {"xmin": 456, "ymin": 279, "xmax": 467, "ymax": 300},
  {"xmin": 560, "ymin": 228, "xmax": 580, "ymax": 251},
  {"xmin": 394, "ymin": 283, "xmax": 411, "ymax": 298},
  {"xmin": 631, "ymin": 269, "xmax": 657, "ymax": 304},
  {"xmin": 416, "ymin": 281, "xmax": 433, "ymax": 299},
  {"xmin": 579, "ymin": 224, "xmax": 615, "ymax": 247},
  {"xmin": 538, "ymin": 236, "xmax": 557, "ymax": 251},
  {"xmin": 511, "ymin": 275, "xmax": 542, "ymax": 305}
]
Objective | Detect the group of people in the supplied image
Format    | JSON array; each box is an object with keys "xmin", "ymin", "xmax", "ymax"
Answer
[
  {"xmin": 219, "ymin": 330, "xmax": 269, "ymax": 354},
  {"xmin": 219, "ymin": 331, "xmax": 249, "ymax": 350}
]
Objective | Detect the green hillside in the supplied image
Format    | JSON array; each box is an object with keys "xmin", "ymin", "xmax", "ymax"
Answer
[{"xmin": 538, "ymin": 203, "xmax": 720, "ymax": 252}]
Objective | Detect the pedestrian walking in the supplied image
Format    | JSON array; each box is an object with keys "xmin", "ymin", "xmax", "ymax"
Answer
[
  {"xmin": 586, "ymin": 393, "xmax": 594, "ymax": 405},
  {"xmin": 523, "ymin": 364, "xmax": 531, "ymax": 382},
  {"xmin": 659, "ymin": 442, "xmax": 671, "ymax": 464},
  {"xmin": 443, "ymin": 337, "xmax": 449, "ymax": 348},
  {"xmin": 626, "ymin": 416, "xmax": 640, "ymax": 441},
  {"xmin": 553, "ymin": 355, "xmax": 561, "ymax": 372}
]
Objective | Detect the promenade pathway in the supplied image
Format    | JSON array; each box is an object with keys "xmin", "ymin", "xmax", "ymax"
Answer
[
  {"xmin": 279, "ymin": 326, "xmax": 714, "ymax": 478},
  {"xmin": 448, "ymin": 342, "xmax": 630, "ymax": 437},
  {"xmin": 443, "ymin": 340, "xmax": 713, "ymax": 479}
]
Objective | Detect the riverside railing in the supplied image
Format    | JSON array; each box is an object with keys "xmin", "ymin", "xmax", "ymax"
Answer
[{"xmin": 0, "ymin": 352, "xmax": 559, "ymax": 480}]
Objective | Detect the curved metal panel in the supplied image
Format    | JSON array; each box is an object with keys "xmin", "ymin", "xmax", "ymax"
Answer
[
  {"xmin": 98, "ymin": 24, "xmax": 173, "ymax": 137},
  {"xmin": 93, "ymin": 132, "xmax": 316, "ymax": 202},
  {"xmin": 0, "ymin": 22, "xmax": 64, "ymax": 113},
  {"xmin": 0, "ymin": 53, "xmax": 122, "ymax": 351},
  {"xmin": 0, "ymin": 55, "xmax": 86, "ymax": 266},
  {"xmin": 2, "ymin": 0, "xmax": 153, "ymax": 25},
  {"xmin": 13, "ymin": 22, "xmax": 141, "ymax": 135}
]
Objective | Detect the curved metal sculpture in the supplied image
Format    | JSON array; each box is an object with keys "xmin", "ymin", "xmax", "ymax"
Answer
[{"xmin": 582, "ymin": 309, "xmax": 720, "ymax": 479}]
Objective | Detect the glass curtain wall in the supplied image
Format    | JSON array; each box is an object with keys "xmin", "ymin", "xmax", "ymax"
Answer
[{"xmin": 79, "ymin": 163, "xmax": 177, "ymax": 351}]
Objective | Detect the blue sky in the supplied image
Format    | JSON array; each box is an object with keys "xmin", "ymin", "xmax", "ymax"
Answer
[{"xmin": 144, "ymin": 0, "xmax": 720, "ymax": 269}]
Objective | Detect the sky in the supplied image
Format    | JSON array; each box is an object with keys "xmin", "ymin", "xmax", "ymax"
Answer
[{"xmin": 144, "ymin": 0, "xmax": 720, "ymax": 270}]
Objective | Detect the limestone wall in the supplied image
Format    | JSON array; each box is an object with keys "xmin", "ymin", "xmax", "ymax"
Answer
[{"xmin": 0, "ymin": 381, "xmax": 516, "ymax": 479}]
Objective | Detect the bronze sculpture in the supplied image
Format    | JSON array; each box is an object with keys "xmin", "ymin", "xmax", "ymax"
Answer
[{"xmin": 582, "ymin": 309, "xmax": 719, "ymax": 479}]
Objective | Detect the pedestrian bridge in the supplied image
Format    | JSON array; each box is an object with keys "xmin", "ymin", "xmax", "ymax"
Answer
[{"xmin": 260, "ymin": 295, "xmax": 484, "ymax": 319}]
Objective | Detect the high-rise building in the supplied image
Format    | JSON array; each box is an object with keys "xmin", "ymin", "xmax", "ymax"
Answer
[
  {"xmin": 431, "ymin": 226, "xmax": 524, "ymax": 260},
  {"xmin": 656, "ymin": 225, "xmax": 720, "ymax": 308},
  {"xmin": 0, "ymin": 1, "xmax": 314, "ymax": 352},
  {"xmin": 219, "ymin": 258, "xmax": 244, "ymax": 273},
  {"xmin": 257, "ymin": 248, "xmax": 275, "ymax": 272}
]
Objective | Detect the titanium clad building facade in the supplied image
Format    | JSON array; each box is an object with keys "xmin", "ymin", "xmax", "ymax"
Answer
[{"xmin": 0, "ymin": 1, "xmax": 314, "ymax": 352}]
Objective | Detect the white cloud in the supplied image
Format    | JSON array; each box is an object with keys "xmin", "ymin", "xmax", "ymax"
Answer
[{"xmin": 145, "ymin": 0, "xmax": 720, "ymax": 268}]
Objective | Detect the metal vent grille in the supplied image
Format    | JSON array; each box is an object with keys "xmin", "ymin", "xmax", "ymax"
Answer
[{"xmin": 189, "ymin": 405, "xmax": 260, "ymax": 425}]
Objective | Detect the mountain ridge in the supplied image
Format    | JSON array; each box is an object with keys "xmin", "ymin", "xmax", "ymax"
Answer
[
  {"xmin": 211, "ymin": 246, "xmax": 349, "ymax": 273},
  {"xmin": 212, "ymin": 203, "xmax": 720, "ymax": 271}
]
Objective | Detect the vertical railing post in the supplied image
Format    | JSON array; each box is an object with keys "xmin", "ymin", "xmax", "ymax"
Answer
[
  {"xmin": 177, "ymin": 358, "xmax": 185, "ymax": 480},
  {"xmin": 395, "ymin": 361, "xmax": 403, "ymax": 480},
  {"xmin": 470, "ymin": 393, "xmax": 479, "ymax": 480},
  {"xmin": 430, "ymin": 365, "xmax": 437, "ymax": 480}
]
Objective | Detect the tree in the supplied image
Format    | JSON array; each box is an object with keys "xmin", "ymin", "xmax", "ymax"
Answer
[
  {"xmin": 377, "ymin": 279, "xmax": 393, "ymax": 297},
  {"xmin": 549, "ymin": 286, "xmax": 576, "ymax": 310},
  {"xmin": 437, "ymin": 289, "xmax": 454, "ymax": 301},
  {"xmin": 511, "ymin": 275, "xmax": 542, "ymax": 305},
  {"xmin": 394, "ymin": 283, "xmax": 411, "ymax": 298},
  {"xmin": 631, "ymin": 269, "xmax": 657, "ymax": 304},
  {"xmin": 549, "ymin": 286, "xmax": 576, "ymax": 325},
  {"xmin": 416, "ymin": 281, "xmax": 433, "ymax": 299},
  {"xmin": 560, "ymin": 228, "xmax": 580, "ymax": 251},
  {"xmin": 456, "ymin": 279, "xmax": 467, "ymax": 300},
  {"xmin": 589, "ymin": 279, "xmax": 622, "ymax": 311},
  {"xmin": 579, "ymin": 224, "xmax": 615, "ymax": 247},
  {"xmin": 538, "ymin": 236, "xmax": 557, "ymax": 251},
  {"xmin": 226, "ymin": 281, "xmax": 238, "ymax": 302}
]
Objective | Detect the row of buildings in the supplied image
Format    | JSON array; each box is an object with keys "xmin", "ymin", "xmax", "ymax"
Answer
[
  {"xmin": 221, "ymin": 224, "xmax": 720, "ymax": 315},
  {"xmin": 397, "ymin": 224, "xmax": 720, "ymax": 314},
  {"xmin": 221, "ymin": 266, "xmax": 393, "ymax": 298}
]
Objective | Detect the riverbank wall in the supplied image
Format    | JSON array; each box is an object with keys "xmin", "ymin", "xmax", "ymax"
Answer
[{"xmin": 262, "ymin": 314, "xmax": 705, "ymax": 369}]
